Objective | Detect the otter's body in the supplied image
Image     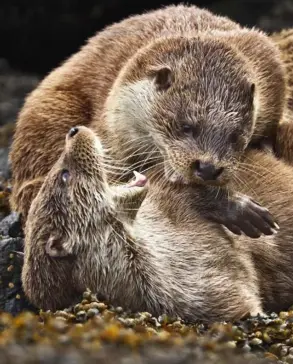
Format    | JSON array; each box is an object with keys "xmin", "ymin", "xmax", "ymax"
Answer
[
  {"xmin": 271, "ymin": 29, "xmax": 293, "ymax": 163},
  {"xmin": 22, "ymin": 127, "xmax": 293, "ymax": 322},
  {"xmin": 10, "ymin": 5, "xmax": 287, "ymax": 237}
]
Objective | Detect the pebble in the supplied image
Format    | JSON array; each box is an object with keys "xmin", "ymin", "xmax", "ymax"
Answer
[
  {"xmin": 86, "ymin": 308, "xmax": 99, "ymax": 318},
  {"xmin": 76, "ymin": 311, "xmax": 87, "ymax": 323},
  {"xmin": 250, "ymin": 338, "xmax": 263, "ymax": 346},
  {"xmin": 1, "ymin": 291, "xmax": 293, "ymax": 363}
]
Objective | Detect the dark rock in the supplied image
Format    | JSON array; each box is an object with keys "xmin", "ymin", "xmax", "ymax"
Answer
[
  {"xmin": 0, "ymin": 59, "xmax": 39, "ymax": 126},
  {"xmin": 0, "ymin": 212, "xmax": 20, "ymax": 237},
  {"xmin": 0, "ymin": 236, "xmax": 36, "ymax": 314},
  {"xmin": 8, "ymin": 214, "xmax": 23, "ymax": 238},
  {"xmin": 0, "ymin": 58, "xmax": 39, "ymax": 182},
  {"xmin": 0, "ymin": 59, "xmax": 39, "ymax": 180},
  {"xmin": 0, "ymin": 147, "xmax": 10, "ymax": 181},
  {"xmin": 0, "ymin": 213, "xmax": 30, "ymax": 315}
]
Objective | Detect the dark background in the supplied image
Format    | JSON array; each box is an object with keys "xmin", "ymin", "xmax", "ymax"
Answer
[
  {"xmin": 0, "ymin": 0, "xmax": 293, "ymax": 166},
  {"xmin": 1, "ymin": 0, "xmax": 293, "ymax": 75}
]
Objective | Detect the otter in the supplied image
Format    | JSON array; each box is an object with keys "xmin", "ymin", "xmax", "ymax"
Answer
[
  {"xmin": 22, "ymin": 126, "xmax": 293, "ymax": 322},
  {"xmin": 10, "ymin": 4, "xmax": 287, "ymax": 238}
]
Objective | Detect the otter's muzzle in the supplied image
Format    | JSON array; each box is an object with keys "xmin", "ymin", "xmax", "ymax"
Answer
[{"xmin": 192, "ymin": 160, "xmax": 224, "ymax": 181}]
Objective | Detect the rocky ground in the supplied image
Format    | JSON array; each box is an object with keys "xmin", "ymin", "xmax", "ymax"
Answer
[{"xmin": 0, "ymin": 294, "xmax": 288, "ymax": 364}]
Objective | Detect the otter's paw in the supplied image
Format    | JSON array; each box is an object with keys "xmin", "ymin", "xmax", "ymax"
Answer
[{"xmin": 219, "ymin": 194, "xmax": 279, "ymax": 239}]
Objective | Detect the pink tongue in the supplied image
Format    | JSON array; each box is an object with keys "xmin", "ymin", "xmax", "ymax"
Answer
[{"xmin": 127, "ymin": 171, "xmax": 147, "ymax": 187}]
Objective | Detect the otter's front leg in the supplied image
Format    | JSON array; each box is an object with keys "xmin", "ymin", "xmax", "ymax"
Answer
[{"xmin": 196, "ymin": 185, "xmax": 277, "ymax": 238}]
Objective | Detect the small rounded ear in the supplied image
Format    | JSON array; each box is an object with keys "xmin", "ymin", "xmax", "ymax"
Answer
[
  {"xmin": 46, "ymin": 236, "xmax": 70, "ymax": 258},
  {"xmin": 150, "ymin": 66, "xmax": 174, "ymax": 91}
]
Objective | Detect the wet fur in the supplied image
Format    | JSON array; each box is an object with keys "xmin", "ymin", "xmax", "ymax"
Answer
[{"xmin": 22, "ymin": 127, "xmax": 293, "ymax": 322}]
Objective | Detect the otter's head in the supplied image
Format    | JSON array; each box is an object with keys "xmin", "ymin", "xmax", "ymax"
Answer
[
  {"xmin": 106, "ymin": 36, "xmax": 256, "ymax": 186},
  {"xmin": 26, "ymin": 126, "xmax": 148, "ymax": 258},
  {"xmin": 23, "ymin": 126, "xmax": 148, "ymax": 310},
  {"xmin": 25, "ymin": 126, "xmax": 112, "ymax": 258}
]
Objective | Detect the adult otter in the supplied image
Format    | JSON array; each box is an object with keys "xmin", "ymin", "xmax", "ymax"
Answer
[
  {"xmin": 10, "ymin": 5, "xmax": 286, "ymax": 237},
  {"xmin": 22, "ymin": 126, "xmax": 293, "ymax": 322}
]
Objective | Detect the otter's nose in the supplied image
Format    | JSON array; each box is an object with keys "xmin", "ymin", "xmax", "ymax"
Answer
[
  {"xmin": 193, "ymin": 160, "xmax": 223, "ymax": 181},
  {"xmin": 68, "ymin": 127, "xmax": 79, "ymax": 138}
]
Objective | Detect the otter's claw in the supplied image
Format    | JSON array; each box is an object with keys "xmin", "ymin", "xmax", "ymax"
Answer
[{"xmin": 218, "ymin": 194, "xmax": 279, "ymax": 239}]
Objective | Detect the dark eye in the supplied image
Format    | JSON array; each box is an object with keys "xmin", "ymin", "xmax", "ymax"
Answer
[
  {"xmin": 61, "ymin": 169, "xmax": 70, "ymax": 183},
  {"xmin": 229, "ymin": 131, "xmax": 239, "ymax": 144},
  {"xmin": 182, "ymin": 124, "xmax": 198, "ymax": 138}
]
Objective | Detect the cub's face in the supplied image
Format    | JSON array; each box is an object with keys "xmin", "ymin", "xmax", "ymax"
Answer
[{"xmin": 26, "ymin": 126, "xmax": 148, "ymax": 258}]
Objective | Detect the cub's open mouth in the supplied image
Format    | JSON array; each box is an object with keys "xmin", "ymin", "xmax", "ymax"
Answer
[{"xmin": 126, "ymin": 171, "xmax": 148, "ymax": 188}]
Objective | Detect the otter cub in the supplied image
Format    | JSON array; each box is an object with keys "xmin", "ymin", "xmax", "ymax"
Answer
[
  {"xmin": 23, "ymin": 126, "xmax": 293, "ymax": 322},
  {"xmin": 10, "ymin": 5, "xmax": 286, "ymax": 238}
]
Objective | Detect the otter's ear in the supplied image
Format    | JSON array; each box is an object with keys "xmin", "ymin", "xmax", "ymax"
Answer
[
  {"xmin": 46, "ymin": 236, "xmax": 71, "ymax": 258},
  {"xmin": 149, "ymin": 66, "xmax": 174, "ymax": 91}
]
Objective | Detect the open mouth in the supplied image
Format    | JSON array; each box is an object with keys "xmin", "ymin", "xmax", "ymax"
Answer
[{"xmin": 126, "ymin": 171, "xmax": 148, "ymax": 188}]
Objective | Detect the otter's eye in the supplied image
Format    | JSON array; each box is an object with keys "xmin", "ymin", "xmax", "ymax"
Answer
[
  {"xmin": 229, "ymin": 131, "xmax": 239, "ymax": 144},
  {"xmin": 61, "ymin": 169, "xmax": 70, "ymax": 183},
  {"xmin": 182, "ymin": 124, "xmax": 198, "ymax": 138}
]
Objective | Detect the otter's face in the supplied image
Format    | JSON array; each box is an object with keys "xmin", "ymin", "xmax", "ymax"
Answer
[
  {"xmin": 108, "ymin": 37, "xmax": 256, "ymax": 186},
  {"xmin": 27, "ymin": 126, "xmax": 113, "ymax": 257},
  {"xmin": 27, "ymin": 126, "xmax": 148, "ymax": 258},
  {"xmin": 151, "ymin": 71, "xmax": 255, "ymax": 186}
]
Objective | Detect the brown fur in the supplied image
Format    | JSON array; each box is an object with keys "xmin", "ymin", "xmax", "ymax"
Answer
[
  {"xmin": 270, "ymin": 29, "xmax": 293, "ymax": 164},
  {"xmin": 9, "ymin": 5, "xmax": 287, "ymax": 236},
  {"xmin": 22, "ymin": 126, "xmax": 293, "ymax": 322}
]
